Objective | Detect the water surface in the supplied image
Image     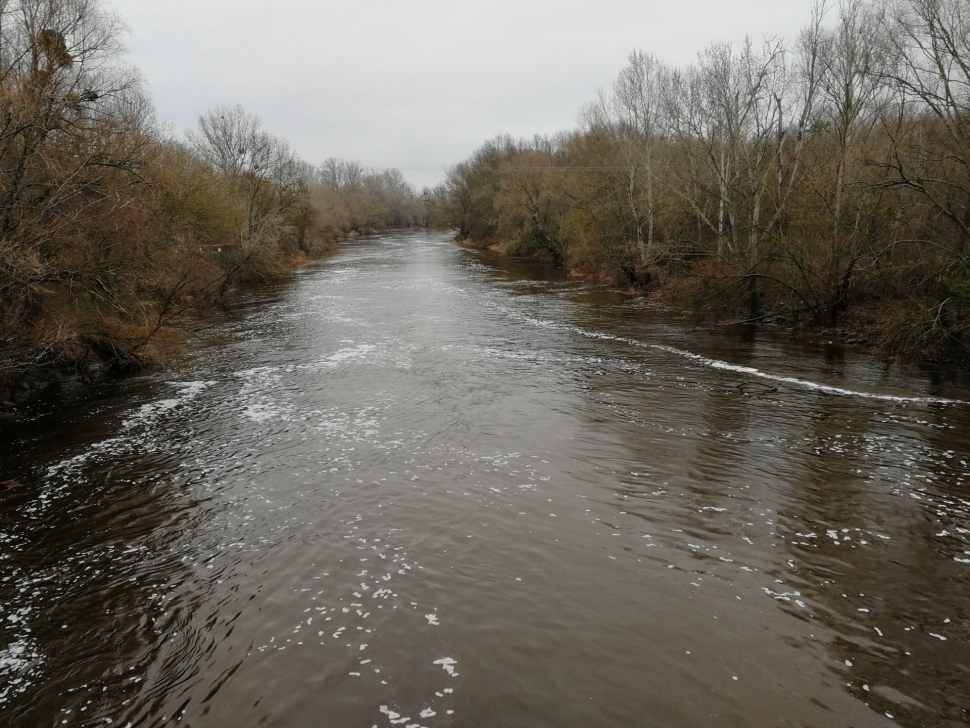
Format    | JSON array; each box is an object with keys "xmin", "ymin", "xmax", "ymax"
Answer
[{"xmin": 2, "ymin": 231, "xmax": 970, "ymax": 727}]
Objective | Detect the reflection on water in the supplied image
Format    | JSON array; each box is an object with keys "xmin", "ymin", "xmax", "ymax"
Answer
[{"xmin": 2, "ymin": 231, "xmax": 970, "ymax": 728}]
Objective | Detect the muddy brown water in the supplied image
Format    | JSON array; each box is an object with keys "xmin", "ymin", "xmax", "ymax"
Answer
[{"xmin": 2, "ymin": 231, "xmax": 970, "ymax": 728}]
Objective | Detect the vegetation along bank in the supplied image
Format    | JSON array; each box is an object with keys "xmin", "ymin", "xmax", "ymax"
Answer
[
  {"xmin": 429, "ymin": 0, "xmax": 970, "ymax": 367},
  {"xmin": 0, "ymin": 0, "xmax": 427, "ymax": 406}
]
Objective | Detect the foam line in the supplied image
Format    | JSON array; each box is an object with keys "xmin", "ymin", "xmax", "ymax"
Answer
[{"xmin": 491, "ymin": 303, "xmax": 968, "ymax": 406}]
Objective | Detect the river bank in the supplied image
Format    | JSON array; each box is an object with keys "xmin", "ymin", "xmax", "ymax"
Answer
[
  {"xmin": 0, "ymin": 228, "xmax": 436, "ymax": 414},
  {"xmin": 429, "ymin": 0, "xmax": 970, "ymax": 373},
  {"xmin": 0, "ymin": 1, "xmax": 430, "ymax": 416},
  {"xmin": 455, "ymin": 233, "xmax": 967, "ymax": 371},
  {"xmin": 0, "ymin": 246, "xmax": 333, "ymax": 413}
]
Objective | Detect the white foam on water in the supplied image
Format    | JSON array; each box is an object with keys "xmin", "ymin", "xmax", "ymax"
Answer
[
  {"xmin": 326, "ymin": 344, "xmax": 378, "ymax": 365},
  {"xmin": 236, "ymin": 368, "xmax": 293, "ymax": 423},
  {"xmin": 0, "ymin": 637, "xmax": 41, "ymax": 707},
  {"xmin": 647, "ymin": 341, "xmax": 966, "ymax": 404},
  {"xmin": 46, "ymin": 380, "xmax": 215, "ymax": 481},
  {"xmin": 490, "ymin": 303, "xmax": 969, "ymax": 405},
  {"xmin": 378, "ymin": 705, "xmax": 425, "ymax": 727},
  {"xmin": 425, "ymin": 614, "xmax": 439, "ymax": 626},
  {"xmin": 296, "ymin": 341, "xmax": 415, "ymax": 374},
  {"xmin": 0, "ymin": 638, "xmax": 33, "ymax": 671},
  {"xmin": 243, "ymin": 403, "xmax": 287, "ymax": 423},
  {"xmin": 433, "ymin": 657, "xmax": 459, "ymax": 677},
  {"xmin": 380, "ymin": 706, "xmax": 409, "ymax": 724},
  {"xmin": 121, "ymin": 380, "xmax": 213, "ymax": 429}
]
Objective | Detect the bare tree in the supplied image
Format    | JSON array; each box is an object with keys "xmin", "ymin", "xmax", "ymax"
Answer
[
  {"xmin": 612, "ymin": 50, "xmax": 667, "ymax": 263},
  {"xmin": 187, "ymin": 104, "xmax": 265, "ymax": 178},
  {"xmin": 318, "ymin": 157, "xmax": 343, "ymax": 190},
  {"xmin": 818, "ymin": 0, "xmax": 892, "ymax": 233},
  {"xmin": 0, "ymin": 0, "xmax": 149, "ymax": 318},
  {"xmin": 663, "ymin": 38, "xmax": 791, "ymax": 270},
  {"xmin": 316, "ymin": 157, "xmax": 365, "ymax": 191},
  {"xmin": 188, "ymin": 105, "xmax": 312, "ymax": 264},
  {"xmin": 878, "ymin": 0, "xmax": 970, "ymax": 252}
]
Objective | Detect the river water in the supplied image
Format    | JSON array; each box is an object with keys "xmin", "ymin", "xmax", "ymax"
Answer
[{"xmin": 2, "ymin": 231, "xmax": 970, "ymax": 728}]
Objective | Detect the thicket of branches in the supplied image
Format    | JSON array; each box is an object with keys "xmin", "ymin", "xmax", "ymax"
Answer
[
  {"xmin": 432, "ymin": 0, "xmax": 970, "ymax": 363},
  {"xmin": 0, "ymin": 0, "xmax": 427, "ymax": 397},
  {"xmin": 313, "ymin": 158, "xmax": 428, "ymax": 235}
]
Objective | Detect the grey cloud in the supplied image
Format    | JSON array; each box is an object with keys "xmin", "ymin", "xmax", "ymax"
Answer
[{"xmin": 110, "ymin": 0, "xmax": 817, "ymax": 189}]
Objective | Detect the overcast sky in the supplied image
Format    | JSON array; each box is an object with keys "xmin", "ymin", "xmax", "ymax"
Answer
[{"xmin": 107, "ymin": 0, "xmax": 819, "ymax": 190}]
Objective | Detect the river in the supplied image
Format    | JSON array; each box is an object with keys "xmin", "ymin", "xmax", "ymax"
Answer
[{"xmin": 2, "ymin": 230, "xmax": 970, "ymax": 728}]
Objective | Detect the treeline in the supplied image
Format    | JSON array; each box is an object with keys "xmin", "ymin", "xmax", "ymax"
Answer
[
  {"xmin": 432, "ymin": 0, "xmax": 970, "ymax": 364},
  {"xmin": 0, "ymin": 0, "xmax": 425, "ymax": 399},
  {"xmin": 314, "ymin": 158, "xmax": 428, "ymax": 235}
]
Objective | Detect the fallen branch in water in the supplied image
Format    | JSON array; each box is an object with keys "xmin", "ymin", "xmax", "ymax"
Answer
[{"xmin": 736, "ymin": 381, "xmax": 778, "ymax": 393}]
